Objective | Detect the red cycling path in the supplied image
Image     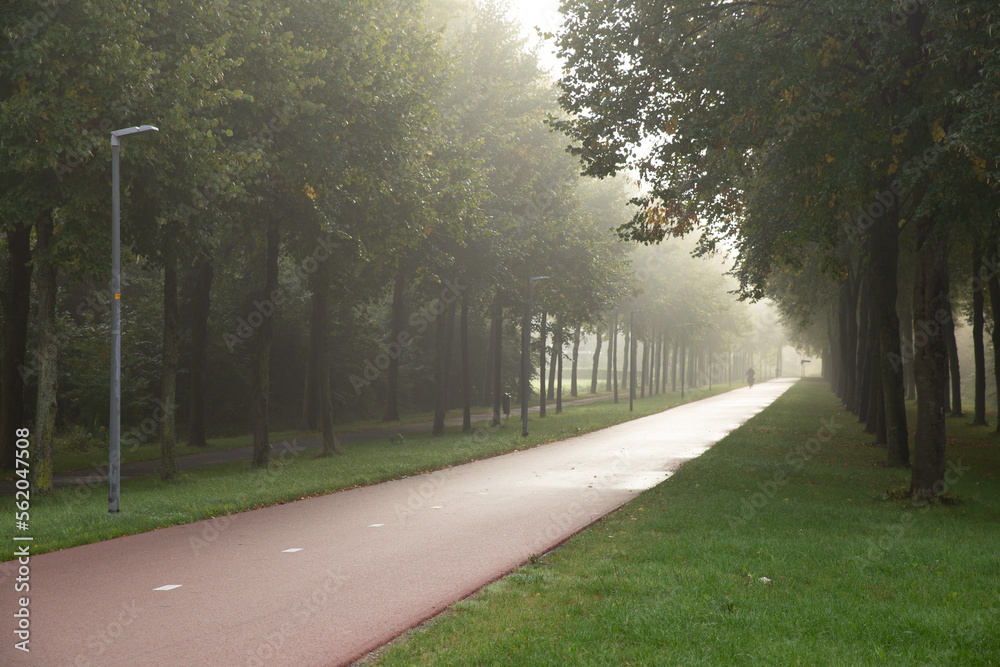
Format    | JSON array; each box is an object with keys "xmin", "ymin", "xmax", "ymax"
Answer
[{"xmin": 1, "ymin": 378, "xmax": 796, "ymax": 666}]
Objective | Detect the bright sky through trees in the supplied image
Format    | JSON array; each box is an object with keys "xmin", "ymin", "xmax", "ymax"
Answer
[{"xmin": 505, "ymin": 0, "xmax": 562, "ymax": 74}]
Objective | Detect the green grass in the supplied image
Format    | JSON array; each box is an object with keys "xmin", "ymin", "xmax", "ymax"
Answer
[
  {"xmin": 0, "ymin": 385, "xmax": 730, "ymax": 562},
  {"xmin": 35, "ymin": 429, "xmax": 320, "ymax": 477},
  {"xmin": 374, "ymin": 380, "xmax": 1000, "ymax": 666},
  {"xmin": 9, "ymin": 392, "xmax": 622, "ymax": 479}
]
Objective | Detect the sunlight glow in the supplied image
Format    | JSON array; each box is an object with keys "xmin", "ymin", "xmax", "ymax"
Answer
[{"xmin": 504, "ymin": 0, "xmax": 563, "ymax": 74}]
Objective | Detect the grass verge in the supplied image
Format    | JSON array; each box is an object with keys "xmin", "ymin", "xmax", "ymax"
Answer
[
  {"xmin": 0, "ymin": 385, "xmax": 730, "ymax": 562},
  {"xmin": 37, "ymin": 429, "xmax": 321, "ymax": 477},
  {"xmin": 373, "ymin": 379, "xmax": 1000, "ymax": 666},
  {"xmin": 6, "ymin": 392, "xmax": 622, "ymax": 478}
]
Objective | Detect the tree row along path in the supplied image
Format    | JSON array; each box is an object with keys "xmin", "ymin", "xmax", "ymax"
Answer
[
  {"xmin": 1, "ymin": 379, "xmax": 796, "ymax": 666},
  {"xmin": 0, "ymin": 392, "xmax": 618, "ymax": 496}
]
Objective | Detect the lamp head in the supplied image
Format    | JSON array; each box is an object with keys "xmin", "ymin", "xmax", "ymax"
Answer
[{"xmin": 111, "ymin": 125, "xmax": 159, "ymax": 146}]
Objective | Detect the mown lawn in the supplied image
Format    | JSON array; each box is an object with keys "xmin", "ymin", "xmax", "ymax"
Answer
[
  {"xmin": 4, "ymin": 391, "xmax": 621, "ymax": 477},
  {"xmin": 375, "ymin": 380, "xmax": 1000, "ymax": 666}
]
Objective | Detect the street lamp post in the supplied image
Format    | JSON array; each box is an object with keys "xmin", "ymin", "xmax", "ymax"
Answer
[
  {"xmin": 629, "ymin": 309, "xmax": 643, "ymax": 411},
  {"xmin": 522, "ymin": 276, "xmax": 549, "ymax": 437},
  {"xmin": 109, "ymin": 125, "xmax": 158, "ymax": 514}
]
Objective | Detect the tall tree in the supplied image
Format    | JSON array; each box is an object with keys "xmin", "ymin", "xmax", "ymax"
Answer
[
  {"xmin": 571, "ymin": 324, "xmax": 582, "ymax": 397},
  {"xmin": 590, "ymin": 328, "xmax": 603, "ymax": 394},
  {"xmin": 158, "ymin": 241, "xmax": 180, "ymax": 479},
  {"xmin": 988, "ymin": 234, "xmax": 1000, "ymax": 434},
  {"xmin": 555, "ymin": 0, "xmax": 988, "ymax": 498},
  {"xmin": 251, "ymin": 213, "xmax": 279, "ymax": 469},
  {"xmin": 186, "ymin": 258, "xmax": 213, "ymax": 447},
  {"xmin": 383, "ymin": 264, "xmax": 408, "ymax": 422},
  {"xmin": 31, "ymin": 213, "xmax": 57, "ymax": 494},
  {"xmin": 539, "ymin": 311, "xmax": 547, "ymax": 417},
  {"xmin": 911, "ymin": 207, "xmax": 950, "ymax": 500},
  {"xmin": 971, "ymin": 242, "xmax": 988, "ymax": 426},
  {"xmin": 0, "ymin": 221, "xmax": 32, "ymax": 470}
]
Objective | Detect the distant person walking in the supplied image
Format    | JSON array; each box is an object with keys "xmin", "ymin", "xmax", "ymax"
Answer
[{"xmin": 746, "ymin": 366, "xmax": 755, "ymax": 388}]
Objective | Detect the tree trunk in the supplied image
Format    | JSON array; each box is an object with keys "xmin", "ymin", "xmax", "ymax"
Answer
[
  {"xmin": 688, "ymin": 344, "xmax": 696, "ymax": 387},
  {"xmin": 556, "ymin": 315, "xmax": 564, "ymax": 413},
  {"xmin": 987, "ymin": 235, "xmax": 1000, "ymax": 434},
  {"xmin": 855, "ymin": 277, "xmax": 871, "ymax": 420},
  {"xmin": 945, "ymin": 304, "xmax": 962, "ymax": 417},
  {"xmin": 187, "ymin": 258, "xmax": 213, "ymax": 447},
  {"xmin": 679, "ymin": 336, "xmax": 687, "ymax": 394},
  {"xmin": 629, "ymin": 321, "xmax": 638, "ymax": 402},
  {"xmin": 251, "ymin": 215, "xmax": 279, "ymax": 468},
  {"xmin": 604, "ymin": 317, "xmax": 614, "ymax": 391},
  {"xmin": 443, "ymin": 291, "xmax": 457, "ymax": 407},
  {"xmin": 972, "ymin": 243, "xmax": 988, "ymax": 425},
  {"xmin": 159, "ymin": 244, "xmax": 180, "ymax": 480},
  {"xmin": 491, "ymin": 293, "xmax": 502, "ymax": 426},
  {"xmin": 652, "ymin": 324, "xmax": 661, "ymax": 396},
  {"xmin": 319, "ymin": 337, "xmax": 339, "ymax": 456},
  {"xmin": 612, "ymin": 312, "xmax": 619, "ymax": 403},
  {"xmin": 671, "ymin": 336, "xmax": 678, "ymax": 392},
  {"xmin": 31, "ymin": 212, "xmax": 57, "ymax": 494},
  {"xmin": 302, "ymin": 287, "xmax": 322, "ymax": 430},
  {"xmin": 539, "ymin": 311, "xmax": 547, "ymax": 417},
  {"xmin": 640, "ymin": 328, "xmax": 649, "ymax": 398},
  {"xmin": 571, "ymin": 324, "xmax": 581, "ymax": 397},
  {"xmin": 875, "ymin": 368, "xmax": 886, "ymax": 444},
  {"xmin": 864, "ymin": 315, "xmax": 878, "ymax": 435},
  {"xmin": 314, "ymin": 263, "xmax": 340, "ymax": 456},
  {"xmin": 483, "ymin": 312, "xmax": 496, "ymax": 406},
  {"xmin": 898, "ymin": 254, "xmax": 917, "ymax": 400},
  {"xmin": 590, "ymin": 330, "xmax": 602, "ymax": 394},
  {"xmin": 900, "ymin": 300, "xmax": 916, "ymax": 401},
  {"xmin": 1, "ymin": 220, "xmax": 33, "ymax": 470},
  {"xmin": 870, "ymin": 210, "xmax": 908, "ymax": 463},
  {"xmin": 664, "ymin": 336, "xmax": 671, "ymax": 392},
  {"xmin": 621, "ymin": 326, "xmax": 630, "ymax": 392},
  {"xmin": 461, "ymin": 289, "xmax": 471, "ymax": 433},
  {"xmin": 827, "ymin": 309, "xmax": 840, "ymax": 393},
  {"xmin": 383, "ymin": 262, "xmax": 407, "ymax": 422},
  {"xmin": 547, "ymin": 332, "xmax": 557, "ymax": 400},
  {"xmin": 910, "ymin": 210, "xmax": 949, "ymax": 500},
  {"xmin": 838, "ymin": 277, "xmax": 859, "ymax": 408},
  {"xmin": 432, "ymin": 287, "xmax": 452, "ymax": 437},
  {"xmin": 942, "ymin": 349, "xmax": 951, "ymax": 415}
]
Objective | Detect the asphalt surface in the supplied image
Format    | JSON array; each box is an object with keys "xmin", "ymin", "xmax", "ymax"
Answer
[{"xmin": 1, "ymin": 378, "xmax": 796, "ymax": 666}]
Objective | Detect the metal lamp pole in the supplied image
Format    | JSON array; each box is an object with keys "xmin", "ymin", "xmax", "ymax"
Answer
[
  {"xmin": 522, "ymin": 276, "xmax": 549, "ymax": 437},
  {"xmin": 109, "ymin": 125, "xmax": 158, "ymax": 513}
]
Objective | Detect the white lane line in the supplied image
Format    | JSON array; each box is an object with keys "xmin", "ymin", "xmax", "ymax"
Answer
[
  {"xmin": 367, "ymin": 523, "xmax": 384, "ymax": 528},
  {"xmin": 431, "ymin": 506, "xmax": 443, "ymax": 509},
  {"xmin": 153, "ymin": 585, "xmax": 182, "ymax": 591},
  {"xmin": 282, "ymin": 548, "xmax": 303, "ymax": 553}
]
